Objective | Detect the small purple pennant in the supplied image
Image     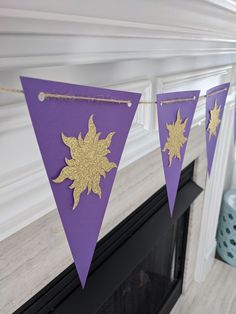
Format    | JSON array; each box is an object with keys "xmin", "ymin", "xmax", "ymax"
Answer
[
  {"xmin": 21, "ymin": 77, "xmax": 141, "ymax": 287},
  {"xmin": 206, "ymin": 83, "xmax": 230, "ymax": 175},
  {"xmin": 157, "ymin": 90, "xmax": 200, "ymax": 216}
]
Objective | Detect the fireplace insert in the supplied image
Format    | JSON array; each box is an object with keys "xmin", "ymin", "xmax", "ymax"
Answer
[{"xmin": 15, "ymin": 161, "xmax": 202, "ymax": 314}]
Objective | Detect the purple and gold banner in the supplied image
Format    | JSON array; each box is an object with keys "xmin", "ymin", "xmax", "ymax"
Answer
[
  {"xmin": 205, "ymin": 83, "xmax": 230, "ymax": 175},
  {"xmin": 157, "ymin": 90, "xmax": 200, "ymax": 216},
  {"xmin": 21, "ymin": 77, "xmax": 141, "ymax": 287}
]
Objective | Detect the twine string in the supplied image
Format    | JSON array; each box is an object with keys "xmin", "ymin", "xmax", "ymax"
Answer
[
  {"xmin": 0, "ymin": 87, "xmax": 24, "ymax": 94},
  {"xmin": 0, "ymin": 86, "xmax": 228, "ymax": 106},
  {"xmin": 160, "ymin": 96, "xmax": 196, "ymax": 105},
  {"xmin": 206, "ymin": 87, "xmax": 228, "ymax": 97}
]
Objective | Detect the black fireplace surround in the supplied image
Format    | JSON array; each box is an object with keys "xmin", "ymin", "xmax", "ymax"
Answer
[{"xmin": 15, "ymin": 162, "xmax": 202, "ymax": 314}]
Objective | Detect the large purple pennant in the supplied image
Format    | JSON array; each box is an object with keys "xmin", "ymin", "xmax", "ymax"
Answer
[
  {"xmin": 205, "ymin": 83, "xmax": 230, "ymax": 175},
  {"xmin": 157, "ymin": 90, "xmax": 200, "ymax": 216},
  {"xmin": 21, "ymin": 77, "xmax": 141, "ymax": 287}
]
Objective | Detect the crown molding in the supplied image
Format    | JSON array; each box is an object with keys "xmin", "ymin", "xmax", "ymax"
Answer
[
  {"xmin": 1, "ymin": 8, "xmax": 236, "ymax": 40},
  {"xmin": 1, "ymin": 8, "xmax": 236, "ymax": 70},
  {"xmin": 205, "ymin": 0, "xmax": 236, "ymax": 13}
]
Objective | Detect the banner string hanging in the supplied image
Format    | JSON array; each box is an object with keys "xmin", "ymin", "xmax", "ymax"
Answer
[
  {"xmin": 0, "ymin": 78, "xmax": 229, "ymax": 287},
  {"xmin": 0, "ymin": 86, "xmax": 228, "ymax": 106}
]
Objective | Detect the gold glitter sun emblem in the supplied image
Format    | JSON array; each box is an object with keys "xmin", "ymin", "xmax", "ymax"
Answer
[
  {"xmin": 207, "ymin": 101, "xmax": 221, "ymax": 139},
  {"xmin": 53, "ymin": 115, "xmax": 117, "ymax": 209},
  {"xmin": 163, "ymin": 110, "xmax": 188, "ymax": 167}
]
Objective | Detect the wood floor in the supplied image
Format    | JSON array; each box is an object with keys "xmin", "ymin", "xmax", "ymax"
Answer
[{"xmin": 171, "ymin": 259, "xmax": 236, "ymax": 314}]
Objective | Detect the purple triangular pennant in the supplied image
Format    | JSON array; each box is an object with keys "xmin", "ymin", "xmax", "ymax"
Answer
[
  {"xmin": 157, "ymin": 90, "xmax": 200, "ymax": 216},
  {"xmin": 21, "ymin": 77, "xmax": 141, "ymax": 287},
  {"xmin": 206, "ymin": 83, "xmax": 230, "ymax": 176}
]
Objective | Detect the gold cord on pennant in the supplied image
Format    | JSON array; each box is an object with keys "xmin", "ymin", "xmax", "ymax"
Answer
[{"xmin": 0, "ymin": 86, "xmax": 228, "ymax": 106}]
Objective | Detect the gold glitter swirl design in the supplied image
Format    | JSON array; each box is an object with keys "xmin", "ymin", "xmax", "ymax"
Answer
[
  {"xmin": 207, "ymin": 101, "xmax": 221, "ymax": 139},
  {"xmin": 53, "ymin": 115, "xmax": 117, "ymax": 209},
  {"xmin": 163, "ymin": 110, "xmax": 188, "ymax": 167}
]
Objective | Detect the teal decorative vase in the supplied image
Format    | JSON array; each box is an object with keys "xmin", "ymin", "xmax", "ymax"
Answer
[{"xmin": 216, "ymin": 189, "xmax": 236, "ymax": 267}]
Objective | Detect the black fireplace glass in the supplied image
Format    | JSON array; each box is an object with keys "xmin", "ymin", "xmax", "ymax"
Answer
[{"xmin": 97, "ymin": 209, "xmax": 188, "ymax": 314}]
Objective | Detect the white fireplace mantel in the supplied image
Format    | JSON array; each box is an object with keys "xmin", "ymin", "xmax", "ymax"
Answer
[{"xmin": 1, "ymin": 0, "xmax": 236, "ymax": 69}]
